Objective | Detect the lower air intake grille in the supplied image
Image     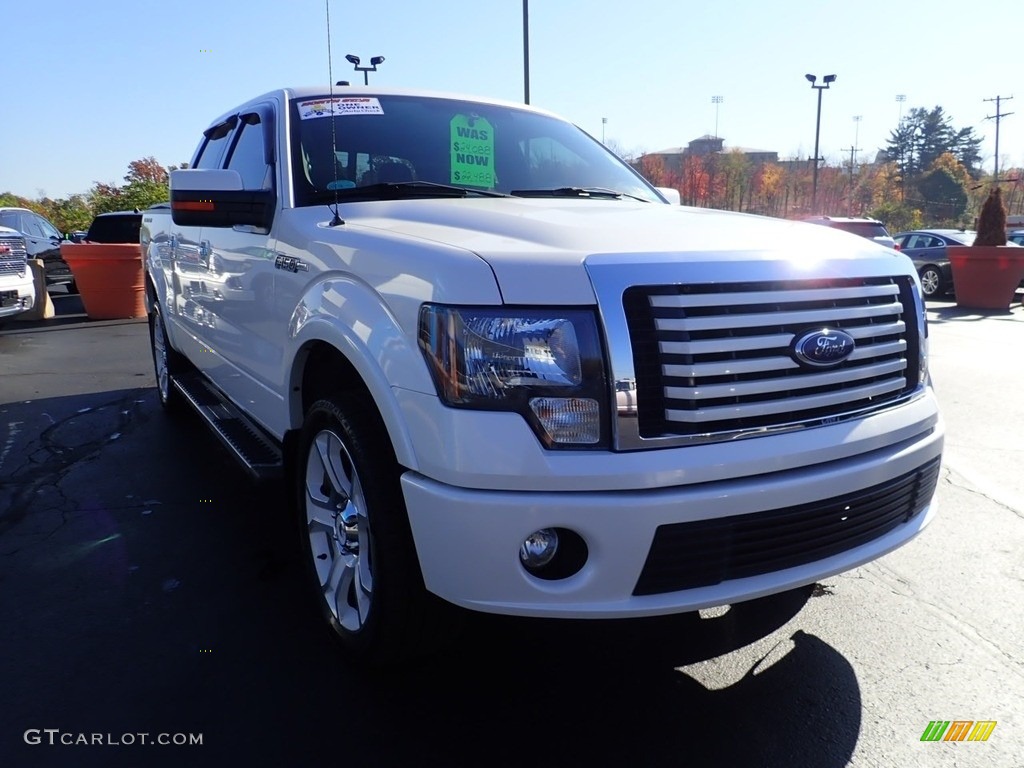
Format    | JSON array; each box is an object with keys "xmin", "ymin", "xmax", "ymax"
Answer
[{"xmin": 633, "ymin": 457, "xmax": 940, "ymax": 596}]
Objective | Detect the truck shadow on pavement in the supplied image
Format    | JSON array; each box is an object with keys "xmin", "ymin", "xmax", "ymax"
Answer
[
  {"xmin": 925, "ymin": 296, "xmax": 1023, "ymax": 324},
  {"xmin": 0, "ymin": 384, "xmax": 861, "ymax": 768}
]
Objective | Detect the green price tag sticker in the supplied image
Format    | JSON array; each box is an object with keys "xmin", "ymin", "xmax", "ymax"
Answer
[{"xmin": 450, "ymin": 114, "xmax": 495, "ymax": 188}]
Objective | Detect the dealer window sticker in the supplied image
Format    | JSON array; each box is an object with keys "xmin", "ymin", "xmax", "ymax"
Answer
[
  {"xmin": 298, "ymin": 97, "xmax": 384, "ymax": 120},
  {"xmin": 450, "ymin": 114, "xmax": 495, "ymax": 188}
]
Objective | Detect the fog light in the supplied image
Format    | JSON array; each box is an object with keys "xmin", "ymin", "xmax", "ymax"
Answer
[
  {"xmin": 520, "ymin": 528, "xmax": 559, "ymax": 570},
  {"xmin": 529, "ymin": 397, "xmax": 600, "ymax": 445}
]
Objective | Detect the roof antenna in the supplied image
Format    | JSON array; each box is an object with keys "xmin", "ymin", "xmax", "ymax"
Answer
[{"xmin": 325, "ymin": 0, "xmax": 344, "ymax": 227}]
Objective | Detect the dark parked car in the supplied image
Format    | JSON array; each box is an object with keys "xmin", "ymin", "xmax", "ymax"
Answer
[
  {"xmin": 0, "ymin": 207, "xmax": 75, "ymax": 289},
  {"xmin": 83, "ymin": 209, "xmax": 144, "ymax": 243},
  {"xmin": 803, "ymin": 216, "xmax": 897, "ymax": 249},
  {"xmin": 891, "ymin": 229, "xmax": 977, "ymax": 298},
  {"xmin": 1009, "ymin": 229, "xmax": 1024, "ymax": 246}
]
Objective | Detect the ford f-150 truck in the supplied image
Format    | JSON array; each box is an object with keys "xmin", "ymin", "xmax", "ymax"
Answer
[{"xmin": 142, "ymin": 86, "xmax": 943, "ymax": 663}]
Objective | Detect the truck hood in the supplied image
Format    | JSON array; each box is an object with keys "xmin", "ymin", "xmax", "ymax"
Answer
[{"xmin": 346, "ymin": 198, "xmax": 904, "ymax": 304}]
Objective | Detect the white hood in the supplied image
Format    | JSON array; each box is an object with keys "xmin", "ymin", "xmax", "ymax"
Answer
[{"xmin": 343, "ymin": 198, "xmax": 903, "ymax": 304}]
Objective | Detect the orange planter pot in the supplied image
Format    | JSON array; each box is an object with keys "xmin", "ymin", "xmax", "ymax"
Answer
[
  {"xmin": 60, "ymin": 242, "xmax": 146, "ymax": 320},
  {"xmin": 948, "ymin": 245, "xmax": 1024, "ymax": 311}
]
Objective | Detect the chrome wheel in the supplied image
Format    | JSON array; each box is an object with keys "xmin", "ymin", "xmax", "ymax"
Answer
[
  {"xmin": 303, "ymin": 428, "xmax": 374, "ymax": 632},
  {"xmin": 149, "ymin": 300, "xmax": 183, "ymax": 413},
  {"xmin": 920, "ymin": 267, "xmax": 942, "ymax": 297},
  {"xmin": 152, "ymin": 304, "xmax": 171, "ymax": 403}
]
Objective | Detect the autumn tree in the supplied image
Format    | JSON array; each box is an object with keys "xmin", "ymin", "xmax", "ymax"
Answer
[
  {"xmin": 89, "ymin": 156, "xmax": 176, "ymax": 214},
  {"xmin": 753, "ymin": 163, "xmax": 785, "ymax": 216},
  {"xmin": 638, "ymin": 154, "xmax": 668, "ymax": 187},
  {"xmin": 125, "ymin": 157, "xmax": 169, "ymax": 185},
  {"xmin": 718, "ymin": 150, "xmax": 752, "ymax": 211}
]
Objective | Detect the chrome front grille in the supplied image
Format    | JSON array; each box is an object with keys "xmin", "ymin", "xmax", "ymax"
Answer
[
  {"xmin": 0, "ymin": 236, "xmax": 28, "ymax": 276},
  {"xmin": 623, "ymin": 277, "xmax": 920, "ymax": 440}
]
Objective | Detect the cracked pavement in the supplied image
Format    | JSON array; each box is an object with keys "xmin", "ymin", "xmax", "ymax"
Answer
[{"xmin": 0, "ymin": 294, "xmax": 1021, "ymax": 767}]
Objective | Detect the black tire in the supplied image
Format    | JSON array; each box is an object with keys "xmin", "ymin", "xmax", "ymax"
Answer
[
  {"xmin": 148, "ymin": 300, "xmax": 185, "ymax": 413},
  {"xmin": 295, "ymin": 394, "xmax": 459, "ymax": 664},
  {"xmin": 919, "ymin": 265, "xmax": 944, "ymax": 298}
]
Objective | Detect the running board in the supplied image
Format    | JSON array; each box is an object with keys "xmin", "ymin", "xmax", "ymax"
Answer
[{"xmin": 173, "ymin": 372, "xmax": 283, "ymax": 481}]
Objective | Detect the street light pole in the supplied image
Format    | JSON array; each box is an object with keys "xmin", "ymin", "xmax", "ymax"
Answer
[
  {"xmin": 601, "ymin": 117, "xmax": 607, "ymax": 144},
  {"xmin": 523, "ymin": 0, "xmax": 530, "ymax": 104},
  {"xmin": 805, "ymin": 73, "xmax": 836, "ymax": 214},
  {"xmin": 345, "ymin": 54, "xmax": 385, "ymax": 85},
  {"xmin": 712, "ymin": 95, "xmax": 723, "ymax": 138}
]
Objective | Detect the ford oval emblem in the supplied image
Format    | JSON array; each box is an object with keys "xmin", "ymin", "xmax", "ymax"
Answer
[{"xmin": 792, "ymin": 328, "xmax": 856, "ymax": 368}]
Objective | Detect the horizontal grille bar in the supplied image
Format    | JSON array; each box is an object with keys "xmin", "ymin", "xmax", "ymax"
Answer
[
  {"xmin": 633, "ymin": 457, "xmax": 941, "ymax": 595},
  {"xmin": 665, "ymin": 358, "xmax": 906, "ymax": 401},
  {"xmin": 665, "ymin": 378, "xmax": 907, "ymax": 423},
  {"xmin": 654, "ymin": 300, "xmax": 903, "ymax": 333},
  {"xmin": 663, "ymin": 340, "xmax": 907, "ymax": 378},
  {"xmin": 648, "ymin": 283, "xmax": 899, "ymax": 308}
]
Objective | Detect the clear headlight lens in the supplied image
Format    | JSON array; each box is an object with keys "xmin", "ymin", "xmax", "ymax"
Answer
[{"xmin": 419, "ymin": 305, "xmax": 608, "ymax": 448}]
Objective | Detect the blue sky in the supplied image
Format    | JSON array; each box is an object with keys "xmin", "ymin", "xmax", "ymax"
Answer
[{"xmin": 3, "ymin": 0, "xmax": 1020, "ymax": 199}]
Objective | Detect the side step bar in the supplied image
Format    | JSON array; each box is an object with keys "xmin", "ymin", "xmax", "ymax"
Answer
[{"xmin": 172, "ymin": 372, "xmax": 283, "ymax": 481}]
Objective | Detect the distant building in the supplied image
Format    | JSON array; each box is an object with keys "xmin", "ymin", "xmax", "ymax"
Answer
[{"xmin": 635, "ymin": 135, "xmax": 779, "ymax": 175}]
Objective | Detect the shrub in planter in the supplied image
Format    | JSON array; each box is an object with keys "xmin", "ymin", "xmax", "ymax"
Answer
[
  {"xmin": 974, "ymin": 186, "xmax": 1007, "ymax": 246},
  {"xmin": 948, "ymin": 186, "xmax": 1024, "ymax": 309}
]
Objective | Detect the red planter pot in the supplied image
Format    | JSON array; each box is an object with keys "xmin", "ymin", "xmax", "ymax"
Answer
[
  {"xmin": 60, "ymin": 242, "xmax": 146, "ymax": 320},
  {"xmin": 948, "ymin": 245, "xmax": 1024, "ymax": 311}
]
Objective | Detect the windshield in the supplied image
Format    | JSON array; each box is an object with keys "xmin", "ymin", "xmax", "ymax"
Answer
[{"xmin": 289, "ymin": 94, "xmax": 662, "ymax": 206}]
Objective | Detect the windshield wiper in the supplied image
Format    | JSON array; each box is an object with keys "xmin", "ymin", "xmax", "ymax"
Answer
[
  {"xmin": 510, "ymin": 186, "xmax": 648, "ymax": 201},
  {"xmin": 322, "ymin": 181, "xmax": 508, "ymax": 201}
]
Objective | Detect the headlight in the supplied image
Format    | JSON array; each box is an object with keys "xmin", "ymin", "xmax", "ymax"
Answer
[{"xmin": 418, "ymin": 305, "xmax": 609, "ymax": 448}]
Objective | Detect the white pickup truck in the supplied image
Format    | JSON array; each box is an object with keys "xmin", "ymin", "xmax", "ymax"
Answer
[
  {"xmin": 142, "ymin": 86, "xmax": 943, "ymax": 662},
  {"xmin": 0, "ymin": 226, "xmax": 35, "ymax": 324}
]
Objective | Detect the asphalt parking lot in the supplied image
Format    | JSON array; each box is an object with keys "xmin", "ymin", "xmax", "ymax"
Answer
[{"xmin": 1, "ymin": 291, "xmax": 1022, "ymax": 767}]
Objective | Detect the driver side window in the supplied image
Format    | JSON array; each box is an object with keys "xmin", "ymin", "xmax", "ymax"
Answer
[{"xmin": 35, "ymin": 215, "xmax": 61, "ymax": 239}]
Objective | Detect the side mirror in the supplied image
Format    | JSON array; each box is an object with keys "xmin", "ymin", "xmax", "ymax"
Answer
[
  {"xmin": 170, "ymin": 169, "xmax": 275, "ymax": 230},
  {"xmin": 655, "ymin": 187, "xmax": 681, "ymax": 205}
]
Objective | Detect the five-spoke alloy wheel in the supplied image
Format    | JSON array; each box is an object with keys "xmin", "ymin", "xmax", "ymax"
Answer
[
  {"xmin": 303, "ymin": 427, "xmax": 375, "ymax": 632},
  {"xmin": 148, "ymin": 299, "xmax": 185, "ymax": 413},
  {"xmin": 918, "ymin": 266, "xmax": 944, "ymax": 298},
  {"xmin": 295, "ymin": 395, "xmax": 457, "ymax": 663}
]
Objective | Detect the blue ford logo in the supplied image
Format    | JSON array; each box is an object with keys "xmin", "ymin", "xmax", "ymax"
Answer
[{"xmin": 792, "ymin": 328, "xmax": 856, "ymax": 368}]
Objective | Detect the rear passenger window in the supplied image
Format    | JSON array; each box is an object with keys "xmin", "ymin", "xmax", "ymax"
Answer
[{"xmin": 225, "ymin": 116, "xmax": 272, "ymax": 190}]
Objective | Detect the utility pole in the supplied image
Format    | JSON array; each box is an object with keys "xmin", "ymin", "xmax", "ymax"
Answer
[
  {"xmin": 983, "ymin": 95, "xmax": 1014, "ymax": 182},
  {"xmin": 895, "ymin": 96, "xmax": 907, "ymax": 202}
]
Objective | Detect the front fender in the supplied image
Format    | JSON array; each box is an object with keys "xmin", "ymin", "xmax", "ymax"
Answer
[{"xmin": 284, "ymin": 275, "xmax": 437, "ymax": 472}]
